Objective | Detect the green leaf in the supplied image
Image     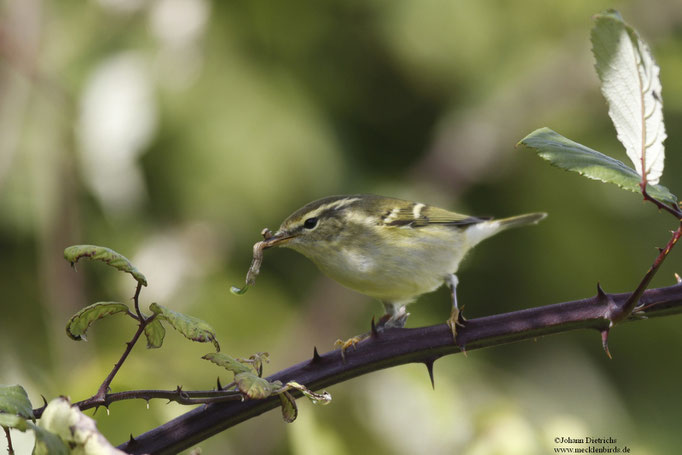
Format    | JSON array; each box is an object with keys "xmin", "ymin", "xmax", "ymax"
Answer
[
  {"xmin": 0, "ymin": 384, "xmax": 34, "ymax": 419},
  {"xmin": 278, "ymin": 391, "xmax": 298, "ymax": 423},
  {"xmin": 284, "ymin": 381, "xmax": 332, "ymax": 405},
  {"xmin": 202, "ymin": 353, "xmax": 251, "ymax": 375},
  {"xmin": 0, "ymin": 413, "xmax": 28, "ymax": 431},
  {"xmin": 144, "ymin": 318, "xmax": 166, "ymax": 349},
  {"xmin": 64, "ymin": 245, "xmax": 148, "ymax": 286},
  {"xmin": 32, "ymin": 425, "xmax": 69, "ymax": 455},
  {"xmin": 592, "ymin": 10, "xmax": 666, "ymax": 185},
  {"xmin": 150, "ymin": 303, "xmax": 220, "ymax": 351},
  {"xmin": 517, "ymin": 128, "xmax": 677, "ymax": 205},
  {"xmin": 66, "ymin": 302, "xmax": 130, "ymax": 341},
  {"xmin": 234, "ymin": 372, "xmax": 282, "ymax": 400}
]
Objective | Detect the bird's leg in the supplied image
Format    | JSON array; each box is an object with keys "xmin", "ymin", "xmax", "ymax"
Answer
[
  {"xmin": 334, "ymin": 302, "xmax": 409, "ymax": 359},
  {"xmin": 445, "ymin": 274, "xmax": 465, "ymax": 343}
]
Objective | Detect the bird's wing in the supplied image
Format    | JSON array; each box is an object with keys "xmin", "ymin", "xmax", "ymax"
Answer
[{"xmin": 382, "ymin": 204, "xmax": 490, "ymax": 228}]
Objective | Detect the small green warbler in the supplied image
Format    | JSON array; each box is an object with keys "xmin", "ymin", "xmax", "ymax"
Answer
[{"xmin": 234, "ymin": 194, "xmax": 546, "ymax": 348}]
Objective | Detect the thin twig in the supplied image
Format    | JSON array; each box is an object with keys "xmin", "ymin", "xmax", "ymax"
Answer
[
  {"xmin": 32, "ymin": 388, "xmax": 244, "ymax": 418},
  {"xmin": 3, "ymin": 426, "xmax": 13, "ymax": 455},
  {"xmin": 93, "ymin": 315, "xmax": 154, "ymax": 402},
  {"xmin": 614, "ymin": 183, "xmax": 682, "ymax": 323},
  {"xmin": 641, "ymin": 183, "xmax": 682, "ymax": 219},
  {"xmin": 132, "ymin": 282, "xmax": 144, "ymax": 320},
  {"xmin": 615, "ymin": 222, "xmax": 682, "ymax": 322}
]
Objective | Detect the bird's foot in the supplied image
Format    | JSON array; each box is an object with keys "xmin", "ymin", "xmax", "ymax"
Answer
[
  {"xmin": 446, "ymin": 305, "xmax": 467, "ymax": 349},
  {"xmin": 334, "ymin": 334, "xmax": 369, "ymax": 361}
]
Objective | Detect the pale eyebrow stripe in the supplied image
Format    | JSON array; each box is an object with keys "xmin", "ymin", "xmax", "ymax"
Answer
[{"xmin": 306, "ymin": 197, "xmax": 361, "ymax": 219}]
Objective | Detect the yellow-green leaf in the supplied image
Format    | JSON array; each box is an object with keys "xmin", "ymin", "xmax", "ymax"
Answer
[
  {"xmin": 285, "ymin": 381, "xmax": 332, "ymax": 405},
  {"xmin": 202, "ymin": 353, "xmax": 251, "ymax": 375},
  {"xmin": 234, "ymin": 372, "xmax": 281, "ymax": 400},
  {"xmin": 150, "ymin": 303, "xmax": 220, "ymax": 351},
  {"xmin": 0, "ymin": 413, "xmax": 28, "ymax": 431},
  {"xmin": 66, "ymin": 302, "xmax": 130, "ymax": 341},
  {"xmin": 144, "ymin": 318, "xmax": 166, "ymax": 349},
  {"xmin": 32, "ymin": 425, "xmax": 69, "ymax": 455},
  {"xmin": 64, "ymin": 245, "xmax": 147, "ymax": 286},
  {"xmin": 38, "ymin": 397, "xmax": 125, "ymax": 454},
  {"xmin": 278, "ymin": 391, "xmax": 298, "ymax": 423}
]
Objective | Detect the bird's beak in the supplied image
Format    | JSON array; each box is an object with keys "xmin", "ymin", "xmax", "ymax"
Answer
[{"xmin": 260, "ymin": 229, "xmax": 297, "ymax": 249}]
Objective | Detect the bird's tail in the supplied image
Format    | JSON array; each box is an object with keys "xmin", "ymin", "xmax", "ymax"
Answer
[{"xmin": 466, "ymin": 212, "xmax": 547, "ymax": 246}]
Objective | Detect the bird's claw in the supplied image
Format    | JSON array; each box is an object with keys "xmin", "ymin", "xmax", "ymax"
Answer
[
  {"xmin": 334, "ymin": 335, "xmax": 367, "ymax": 361},
  {"xmin": 446, "ymin": 306, "xmax": 466, "ymax": 351}
]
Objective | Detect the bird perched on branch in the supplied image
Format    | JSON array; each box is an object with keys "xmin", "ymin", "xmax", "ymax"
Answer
[{"xmin": 233, "ymin": 194, "xmax": 546, "ymax": 352}]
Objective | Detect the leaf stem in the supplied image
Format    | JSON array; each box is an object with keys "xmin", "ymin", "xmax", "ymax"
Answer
[{"xmin": 641, "ymin": 183, "xmax": 682, "ymax": 218}]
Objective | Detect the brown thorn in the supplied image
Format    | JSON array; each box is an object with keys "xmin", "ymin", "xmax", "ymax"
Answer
[
  {"xmin": 601, "ymin": 329, "xmax": 612, "ymax": 359},
  {"xmin": 596, "ymin": 282, "xmax": 607, "ymax": 301},
  {"xmin": 424, "ymin": 359, "xmax": 436, "ymax": 389},
  {"xmin": 311, "ymin": 346, "xmax": 322, "ymax": 364},
  {"xmin": 216, "ymin": 377, "xmax": 223, "ymax": 390},
  {"xmin": 41, "ymin": 395, "xmax": 48, "ymax": 407},
  {"xmin": 370, "ymin": 316, "xmax": 379, "ymax": 338}
]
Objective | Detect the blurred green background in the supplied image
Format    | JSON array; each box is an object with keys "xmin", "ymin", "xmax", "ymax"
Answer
[{"xmin": 2, "ymin": 0, "xmax": 682, "ymax": 453}]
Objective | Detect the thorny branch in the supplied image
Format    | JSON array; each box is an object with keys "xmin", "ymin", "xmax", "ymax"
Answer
[{"xmin": 118, "ymin": 282, "xmax": 682, "ymax": 455}]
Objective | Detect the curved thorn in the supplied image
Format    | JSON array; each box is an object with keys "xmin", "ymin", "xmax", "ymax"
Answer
[
  {"xmin": 424, "ymin": 359, "xmax": 436, "ymax": 389},
  {"xmin": 216, "ymin": 377, "xmax": 223, "ymax": 391},
  {"xmin": 601, "ymin": 329, "xmax": 612, "ymax": 359},
  {"xmin": 41, "ymin": 395, "xmax": 48, "ymax": 407},
  {"xmin": 370, "ymin": 316, "xmax": 379, "ymax": 338},
  {"xmin": 596, "ymin": 282, "xmax": 607, "ymax": 301}
]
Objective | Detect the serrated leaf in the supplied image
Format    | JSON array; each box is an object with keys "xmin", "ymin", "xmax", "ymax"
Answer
[
  {"xmin": 592, "ymin": 10, "xmax": 666, "ymax": 185},
  {"xmin": 234, "ymin": 372, "xmax": 282, "ymax": 400},
  {"xmin": 150, "ymin": 303, "xmax": 220, "ymax": 351},
  {"xmin": 518, "ymin": 128, "xmax": 677, "ymax": 205},
  {"xmin": 0, "ymin": 413, "xmax": 28, "ymax": 431},
  {"xmin": 284, "ymin": 381, "xmax": 332, "ymax": 405},
  {"xmin": 66, "ymin": 302, "xmax": 130, "ymax": 341},
  {"xmin": 202, "ymin": 353, "xmax": 251, "ymax": 375},
  {"xmin": 38, "ymin": 397, "xmax": 126, "ymax": 454},
  {"xmin": 279, "ymin": 391, "xmax": 298, "ymax": 423},
  {"xmin": 64, "ymin": 245, "xmax": 148, "ymax": 286},
  {"xmin": 0, "ymin": 384, "xmax": 34, "ymax": 419},
  {"xmin": 144, "ymin": 318, "xmax": 166, "ymax": 349}
]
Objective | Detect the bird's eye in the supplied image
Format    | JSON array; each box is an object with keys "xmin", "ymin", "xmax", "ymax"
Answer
[{"xmin": 303, "ymin": 217, "xmax": 318, "ymax": 229}]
